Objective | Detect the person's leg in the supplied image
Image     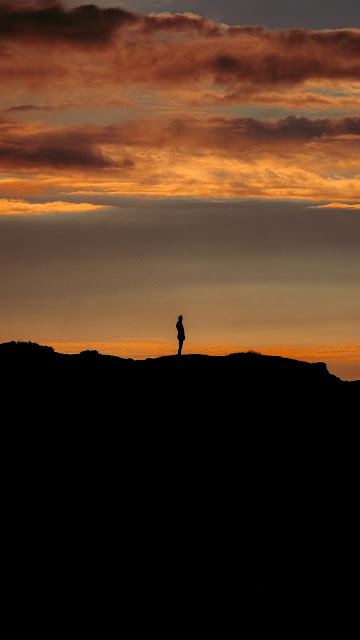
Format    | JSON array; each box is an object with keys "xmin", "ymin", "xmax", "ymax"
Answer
[{"xmin": 178, "ymin": 339, "xmax": 183, "ymax": 355}]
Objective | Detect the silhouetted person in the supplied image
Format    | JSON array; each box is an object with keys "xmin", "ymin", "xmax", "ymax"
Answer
[{"xmin": 176, "ymin": 315, "xmax": 185, "ymax": 356}]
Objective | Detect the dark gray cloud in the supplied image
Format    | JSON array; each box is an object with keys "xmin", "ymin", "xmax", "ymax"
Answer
[
  {"xmin": 0, "ymin": 120, "xmax": 133, "ymax": 169},
  {"xmin": 0, "ymin": 2, "xmax": 137, "ymax": 46},
  {"xmin": 0, "ymin": 2, "xmax": 222, "ymax": 48},
  {"xmin": 4, "ymin": 104, "xmax": 53, "ymax": 112}
]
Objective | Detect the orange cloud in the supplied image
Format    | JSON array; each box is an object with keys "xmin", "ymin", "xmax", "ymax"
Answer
[
  {"xmin": 3, "ymin": 5, "xmax": 360, "ymax": 108},
  {"xmin": 3, "ymin": 112, "xmax": 360, "ymax": 165},
  {"xmin": 0, "ymin": 198, "xmax": 110, "ymax": 215},
  {"xmin": 3, "ymin": 7, "xmax": 360, "ymax": 203},
  {"xmin": 0, "ymin": 117, "xmax": 126, "ymax": 169},
  {"xmin": 3, "ymin": 113, "xmax": 360, "ymax": 202},
  {"xmin": 316, "ymin": 202, "xmax": 360, "ymax": 209},
  {"xmin": 175, "ymin": 86, "xmax": 360, "ymax": 112},
  {"xmin": 4, "ymin": 151, "xmax": 360, "ymax": 203}
]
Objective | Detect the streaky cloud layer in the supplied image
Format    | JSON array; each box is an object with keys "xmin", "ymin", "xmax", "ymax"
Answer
[
  {"xmin": 3, "ymin": 113, "xmax": 360, "ymax": 201},
  {"xmin": 4, "ymin": 4, "xmax": 360, "ymax": 95},
  {"xmin": 1, "ymin": 2, "xmax": 360, "ymax": 204},
  {"xmin": 0, "ymin": 198, "xmax": 110, "ymax": 214},
  {"xmin": 316, "ymin": 202, "xmax": 360, "ymax": 209}
]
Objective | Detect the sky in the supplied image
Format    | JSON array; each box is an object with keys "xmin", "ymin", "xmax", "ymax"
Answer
[{"xmin": 1, "ymin": 0, "xmax": 360, "ymax": 379}]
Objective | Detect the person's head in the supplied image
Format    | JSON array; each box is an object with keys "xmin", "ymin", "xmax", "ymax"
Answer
[{"xmin": 178, "ymin": 315, "xmax": 183, "ymax": 320}]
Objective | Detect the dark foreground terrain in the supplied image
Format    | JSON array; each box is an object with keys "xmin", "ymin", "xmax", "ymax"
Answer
[
  {"xmin": 1, "ymin": 338, "xmax": 358, "ymax": 418},
  {"xmin": 1, "ymin": 341, "xmax": 359, "ymax": 638}
]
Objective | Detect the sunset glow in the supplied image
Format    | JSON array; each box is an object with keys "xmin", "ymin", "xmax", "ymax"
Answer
[
  {"xmin": 46, "ymin": 341, "xmax": 360, "ymax": 380},
  {"xmin": 1, "ymin": 0, "xmax": 360, "ymax": 379}
]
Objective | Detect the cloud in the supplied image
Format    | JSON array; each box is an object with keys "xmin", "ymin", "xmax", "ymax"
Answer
[
  {"xmin": 105, "ymin": 113, "xmax": 360, "ymax": 147},
  {"xmin": 316, "ymin": 202, "xmax": 360, "ymax": 209},
  {"xmin": 187, "ymin": 86, "xmax": 360, "ymax": 112},
  {"xmin": 3, "ymin": 113, "xmax": 360, "ymax": 200},
  {"xmin": 52, "ymin": 113, "xmax": 360, "ymax": 149},
  {"xmin": 3, "ymin": 6, "xmax": 360, "ymax": 201},
  {"xmin": 3, "ymin": 4, "xmax": 360, "ymax": 114},
  {"xmin": 0, "ymin": 3, "xmax": 222, "ymax": 48},
  {"xmin": 0, "ymin": 118, "xmax": 134, "ymax": 170},
  {"xmin": 1, "ymin": 4, "xmax": 360, "ymax": 87},
  {"xmin": 0, "ymin": 3, "xmax": 138, "ymax": 46},
  {"xmin": 4, "ymin": 104, "xmax": 53, "ymax": 112},
  {"xmin": 3, "ymin": 98, "xmax": 135, "ymax": 112},
  {"xmin": 0, "ymin": 198, "xmax": 110, "ymax": 215},
  {"xmin": 0, "ymin": 142, "xmax": 116, "ymax": 169}
]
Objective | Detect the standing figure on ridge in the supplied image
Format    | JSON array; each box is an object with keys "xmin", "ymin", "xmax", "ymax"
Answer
[{"xmin": 176, "ymin": 315, "xmax": 185, "ymax": 356}]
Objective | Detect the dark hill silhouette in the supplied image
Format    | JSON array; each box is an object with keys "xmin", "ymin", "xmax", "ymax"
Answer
[
  {"xmin": 1, "ymin": 340, "xmax": 359, "ymax": 639},
  {"xmin": 0, "ymin": 338, "xmax": 348, "ymax": 387},
  {"xmin": 1, "ymin": 339, "xmax": 356, "ymax": 423}
]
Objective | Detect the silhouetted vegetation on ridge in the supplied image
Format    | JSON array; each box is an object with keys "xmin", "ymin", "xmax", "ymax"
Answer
[{"xmin": 0, "ymin": 339, "xmax": 55, "ymax": 354}]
